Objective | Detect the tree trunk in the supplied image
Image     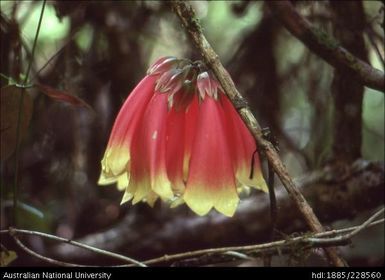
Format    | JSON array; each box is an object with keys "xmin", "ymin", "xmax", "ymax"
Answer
[{"xmin": 330, "ymin": 1, "xmax": 368, "ymax": 163}]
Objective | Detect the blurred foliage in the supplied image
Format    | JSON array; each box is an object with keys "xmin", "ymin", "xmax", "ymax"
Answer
[
  {"xmin": 0, "ymin": 249, "xmax": 17, "ymax": 266},
  {"xmin": 0, "ymin": 0, "xmax": 383, "ymax": 266},
  {"xmin": 1, "ymin": 86, "xmax": 33, "ymax": 161}
]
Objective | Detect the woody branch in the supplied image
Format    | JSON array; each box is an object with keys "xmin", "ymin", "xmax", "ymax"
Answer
[{"xmin": 170, "ymin": 0, "xmax": 346, "ymax": 267}]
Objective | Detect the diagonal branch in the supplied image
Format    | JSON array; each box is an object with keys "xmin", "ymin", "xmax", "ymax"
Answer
[
  {"xmin": 170, "ymin": 0, "xmax": 346, "ymax": 267},
  {"xmin": 266, "ymin": 1, "xmax": 384, "ymax": 93}
]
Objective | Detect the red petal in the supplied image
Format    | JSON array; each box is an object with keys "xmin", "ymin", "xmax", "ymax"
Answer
[
  {"xmin": 99, "ymin": 75, "xmax": 157, "ymax": 181},
  {"xmin": 184, "ymin": 97, "xmax": 239, "ymax": 216},
  {"xmin": 166, "ymin": 105, "xmax": 186, "ymax": 195},
  {"xmin": 183, "ymin": 94, "xmax": 199, "ymax": 181},
  {"xmin": 126, "ymin": 130, "xmax": 151, "ymax": 204},
  {"xmin": 128, "ymin": 92, "xmax": 173, "ymax": 202},
  {"xmin": 108, "ymin": 75, "xmax": 158, "ymax": 147},
  {"xmin": 221, "ymin": 94, "xmax": 267, "ymax": 191}
]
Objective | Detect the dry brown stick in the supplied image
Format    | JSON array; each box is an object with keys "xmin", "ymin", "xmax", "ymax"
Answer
[
  {"xmin": 265, "ymin": 1, "xmax": 384, "ymax": 93},
  {"xmin": 170, "ymin": 0, "xmax": 346, "ymax": 267},
  {"xmin": 9, "ymin": 230, "xmax": 82, "ymax": 267},
  {"xmin": 307, "ymin": 208, "xmax": 385, "ymax": 244},
  {"xmin": 136, "ymin": 217, "xmax": 384, "ymax": 266},
  {"xmin": 2, "ymin": 217, "xmax": 383, "ymax": 267},
  {"xmin": 3, "ymin": 227, "xmax": 147, "ymax": 267}
]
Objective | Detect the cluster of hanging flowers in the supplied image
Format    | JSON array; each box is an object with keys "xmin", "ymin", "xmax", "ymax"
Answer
[{"xmin": 98, "ymin": 57, "xmax": 267, "ymax": 217}]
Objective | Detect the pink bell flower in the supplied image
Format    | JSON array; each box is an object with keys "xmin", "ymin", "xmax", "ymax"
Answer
[{"xmin": 98, "ymin": 57, "xmax": 267, "ymax": 217}]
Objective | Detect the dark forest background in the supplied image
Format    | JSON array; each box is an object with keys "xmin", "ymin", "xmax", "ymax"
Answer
[{"xmin": 0, "ymin": 1, "xmax": 383, "ymax": 266}]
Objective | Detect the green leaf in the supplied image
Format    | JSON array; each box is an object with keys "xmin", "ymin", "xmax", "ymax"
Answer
[{"xmin": 0, "ymin": 85, "xmax": 33, "ymax": 161}]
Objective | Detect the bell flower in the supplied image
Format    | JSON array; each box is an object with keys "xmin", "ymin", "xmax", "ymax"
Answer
[{"xmin": 98, "ymin": 57, "xmax": 267, "ymax": 217}]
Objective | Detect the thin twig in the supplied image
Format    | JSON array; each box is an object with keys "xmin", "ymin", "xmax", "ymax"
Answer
[
  {"xmin": 347, "ymin": 208, "xmax": 384, "ymax": 238},
  {"xmin": 2, "ymin": 227, "xmax": 147, "ymax": 267},
  {"xmin": 1, "ymin": 217, "xmax": 382, "ymax": 267},
  {"xmin": 1, "ymin": 243, "xmax": 9, "ymax": 253},
  {"xmin": 33, "ymin": 25, "xmax": 84, "ymax": 81},
  {"xmin": 13, "ymin": 0, "xmax": 46, "ymax": 226},
  {"xmin": 137, "ymin": 217, "xmax": 384, "ymax": 266},
  {"xmin": 10, "ymin": 233, "xmax": 83, "ymax": 267},
  {"xmin": 266, "ymin": 1, "xmax": 384, "ymax": 92},
  {"xmin": 267, "ymin": 161, "xmax": 277, "ymax": 240},
  {"xmin": 266, "ymin": 159, "xmax": 276, "ymax": 267},
  {"xmin": 169, "ymin": 0, "xmax": 346, "ymax": 267},
  {"xmin": 308, "ymin": 207, "xmax": 385, "ymax": 244}
]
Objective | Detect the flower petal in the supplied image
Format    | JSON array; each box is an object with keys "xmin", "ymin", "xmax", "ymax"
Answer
[
  {"xmin": 121, "ymin": 190, "xmax": 133, "ymax": 205},
  {"xmin": 184, "ymin": 97, "xmax": 239, "ymax": 217},
  {"xmin": 99, "ymin": 75, "xmax": 157, "ymax": 183},
  {"xmin": 166, "ymin": 105, "xmax": 186, "ymax": 195},
  {"xmin": 129, "ymin": 92, "xmax": 174, "ymax": 202},
  {"xmin": 147, "ymin": 56, "xmax": 178, "ymax": 75},
  {"xmin": 125, "ymin": 137, "xmax": 151, "ymax": 204},
  {"xmin": 145, "ymin": 192, "xmax": 159, "ymax": 207},
  {"xmin": 117, "ymin": 172, "xmax": 129, "ymax": 191},
  {"xmin": 155, "ymin": 68, "xmax": 185, "ymax": 94},
  {"xmin": 183, "ymin": 94, "xmax": 199, "ymax": 181},
  {"xmin": 221, "ymin": 94, "xmax": 267, "ymax": 192}
]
